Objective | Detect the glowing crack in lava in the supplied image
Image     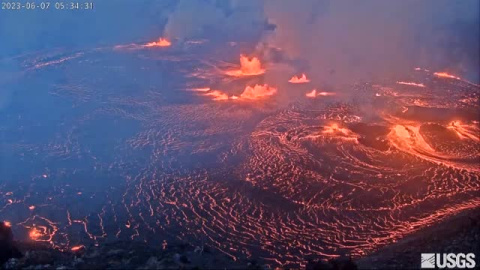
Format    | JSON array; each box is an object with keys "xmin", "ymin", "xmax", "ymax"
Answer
[
  {"xmin": 225, "ymin": 55, "xmax": 265, "ymax": 77},
  {"xmin": 289, "ymin": 73, "xmax": 310, "ymax": 83},
  {"xmin": 71, "ymin": 245, "xmax": 85, "ymax": 252},
  {"xmin": 306, "ymin": 89, "xmax": 336, "ymax": 98},
  {"xmin": 144, "ymin": 37, "xmax": 171, "ymax": 48},
  {"xmin": 434, "ymin": 72, "xmax": 461, "ymax": 80},
  {"xmin": 396, "ymin": 81, "xmax": 426, "ymax": 87}
]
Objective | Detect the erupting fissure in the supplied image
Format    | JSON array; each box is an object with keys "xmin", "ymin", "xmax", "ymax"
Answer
[{"xmin": 144, "ymin": 38, "xmax": 172, "ymax": 48}]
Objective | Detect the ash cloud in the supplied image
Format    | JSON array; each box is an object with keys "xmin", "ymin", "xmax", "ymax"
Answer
[{"xmin": 163, "ymin": 0, "xmax": 268, "ymax": 43}]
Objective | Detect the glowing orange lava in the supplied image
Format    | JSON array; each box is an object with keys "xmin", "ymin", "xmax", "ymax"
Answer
[
  {"xmin": 71, "ymin": 245, "xmax": 85, "ymax": 252},
  {"xmin": 447, "ymin": 121, "xmax": 480, "ymax": 142},
  {"xmin": 434, "ymin": 72, "xmax": 460, "ymax": 80},
  {"xmin": 29, "ymin": 228, "xmax": 43, "ymax": 240},
  {"xmin": 190, "ymin": 87, "xmax": 211, "ymax": 92},
  {"xmin": 322, "ymin": 123, "xmax": 351, "ymax": 136},
  {"xmin": 200, "ymin": 84, "xmax": 277, "ymax": 101},
  {"xmin": 204, "ymin": 90, "xmax": 230, "ymax": 101},
  {"xmin": 4, "ymin": 221, "xmax": 11, "ymax": 227},
  {"xmin": 144, "ymin": 38, "xmax": 171, "ymax": 48},
  {"xmin": 321, "ymin": 123, "xmax": 358, "ymax": 142},
  {"xmin": 225, "ymin": 55, "xmax": 265, "ymax": 77},
  {"xmin": 239, "ymin": 84, "xmax": 277, "ymax": 100},
  {"xmin": 29, "ymin": 205, "xmax": 36, "ymax": 210},
  {"xmin": 306, "ymin": 89, "xmax": 317, "ymax": 98},
  {"xmin": 289, "ymin": 73, "xmax": 310, "ymax": 83},
  {"xmin": 396, "ymin": 81, "xmax": 425, "ymax": 88},
  {"xmin": 306, "ymin": 89, "xmax": 335, "ymax": 98}
]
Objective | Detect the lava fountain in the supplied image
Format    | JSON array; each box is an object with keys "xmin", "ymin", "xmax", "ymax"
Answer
[
  {"xmin": 289, "ymin": 73, "xmax": 310, "ymax": 83},
  {"xmin": 396, "ymin": 81, "xmax": 426, "ymax": 87},
  {"xmin": 204, "ymin": 90, "xmax": 230, "ymax": 101},
  {"xmin": 225, "ymin": 55, "xmax": 265, "ymax": 77},
  {"xmin": 144, "ymin": 38, "xmax": 172, "ymax": 48}
]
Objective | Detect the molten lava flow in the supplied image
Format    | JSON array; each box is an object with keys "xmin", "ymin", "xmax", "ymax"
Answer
[
  {"xmin": 4, "ymin": 221, "xmax": 11, "ymax": 227},
  {"xmin": 396, "ymin": 81, "xmax": 425, "ymax": 88},
  {"xmin": 289, "ymin": 73, "xmax": 310, "ymax": 83},
  {"xmin": 306, "ymin": 89, "xmax": 336, "ymax": 98},
  {"xmin": 200, "ymin": 84, "xmax": 276, "ymax": 101},
  {"xmin": 225, "ymin": 55, "xmax": 265, "ymax": 77},
  {"xmin": 239, "ymin": 84, "xmax": 277, "ymax": 100},
  {"xmin": 144, "ymin": 38, "xmax": 171, "ymax": 48},
  {"xmin": 323, "ymin": 123, "xmax": 351, "ymax": 136},
  {"xmin": 29, "ymin": 228, "xmax": 43, "ymax": 240},
  {"xmin": 434, "ymin": 72, "xmax": 460, "ymax": 80},
  {"xmin": 321, "ymin": 123, "xmax": 358, "ymax": 142},
  {"xmin": 447, "ymin": 121, "xmax": 480, "ymax": 142}
]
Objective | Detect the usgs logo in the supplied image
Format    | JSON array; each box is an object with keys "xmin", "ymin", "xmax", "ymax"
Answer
[{"xmin": 421, "ymin": 253, "xmax": 476, "ymax": 269}]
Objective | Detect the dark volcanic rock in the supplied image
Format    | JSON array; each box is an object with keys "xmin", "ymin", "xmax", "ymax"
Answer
[
  {"xmin": 306, "ymin": 256, "xmax": 358, "ymax": 270},
  {"xmin": 0, "ymin": 221, "xmax": 22, "ymax": 265},
  {"xmin": 357, "ymin": 209, "xmax": 480, "ymax": 269}
]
